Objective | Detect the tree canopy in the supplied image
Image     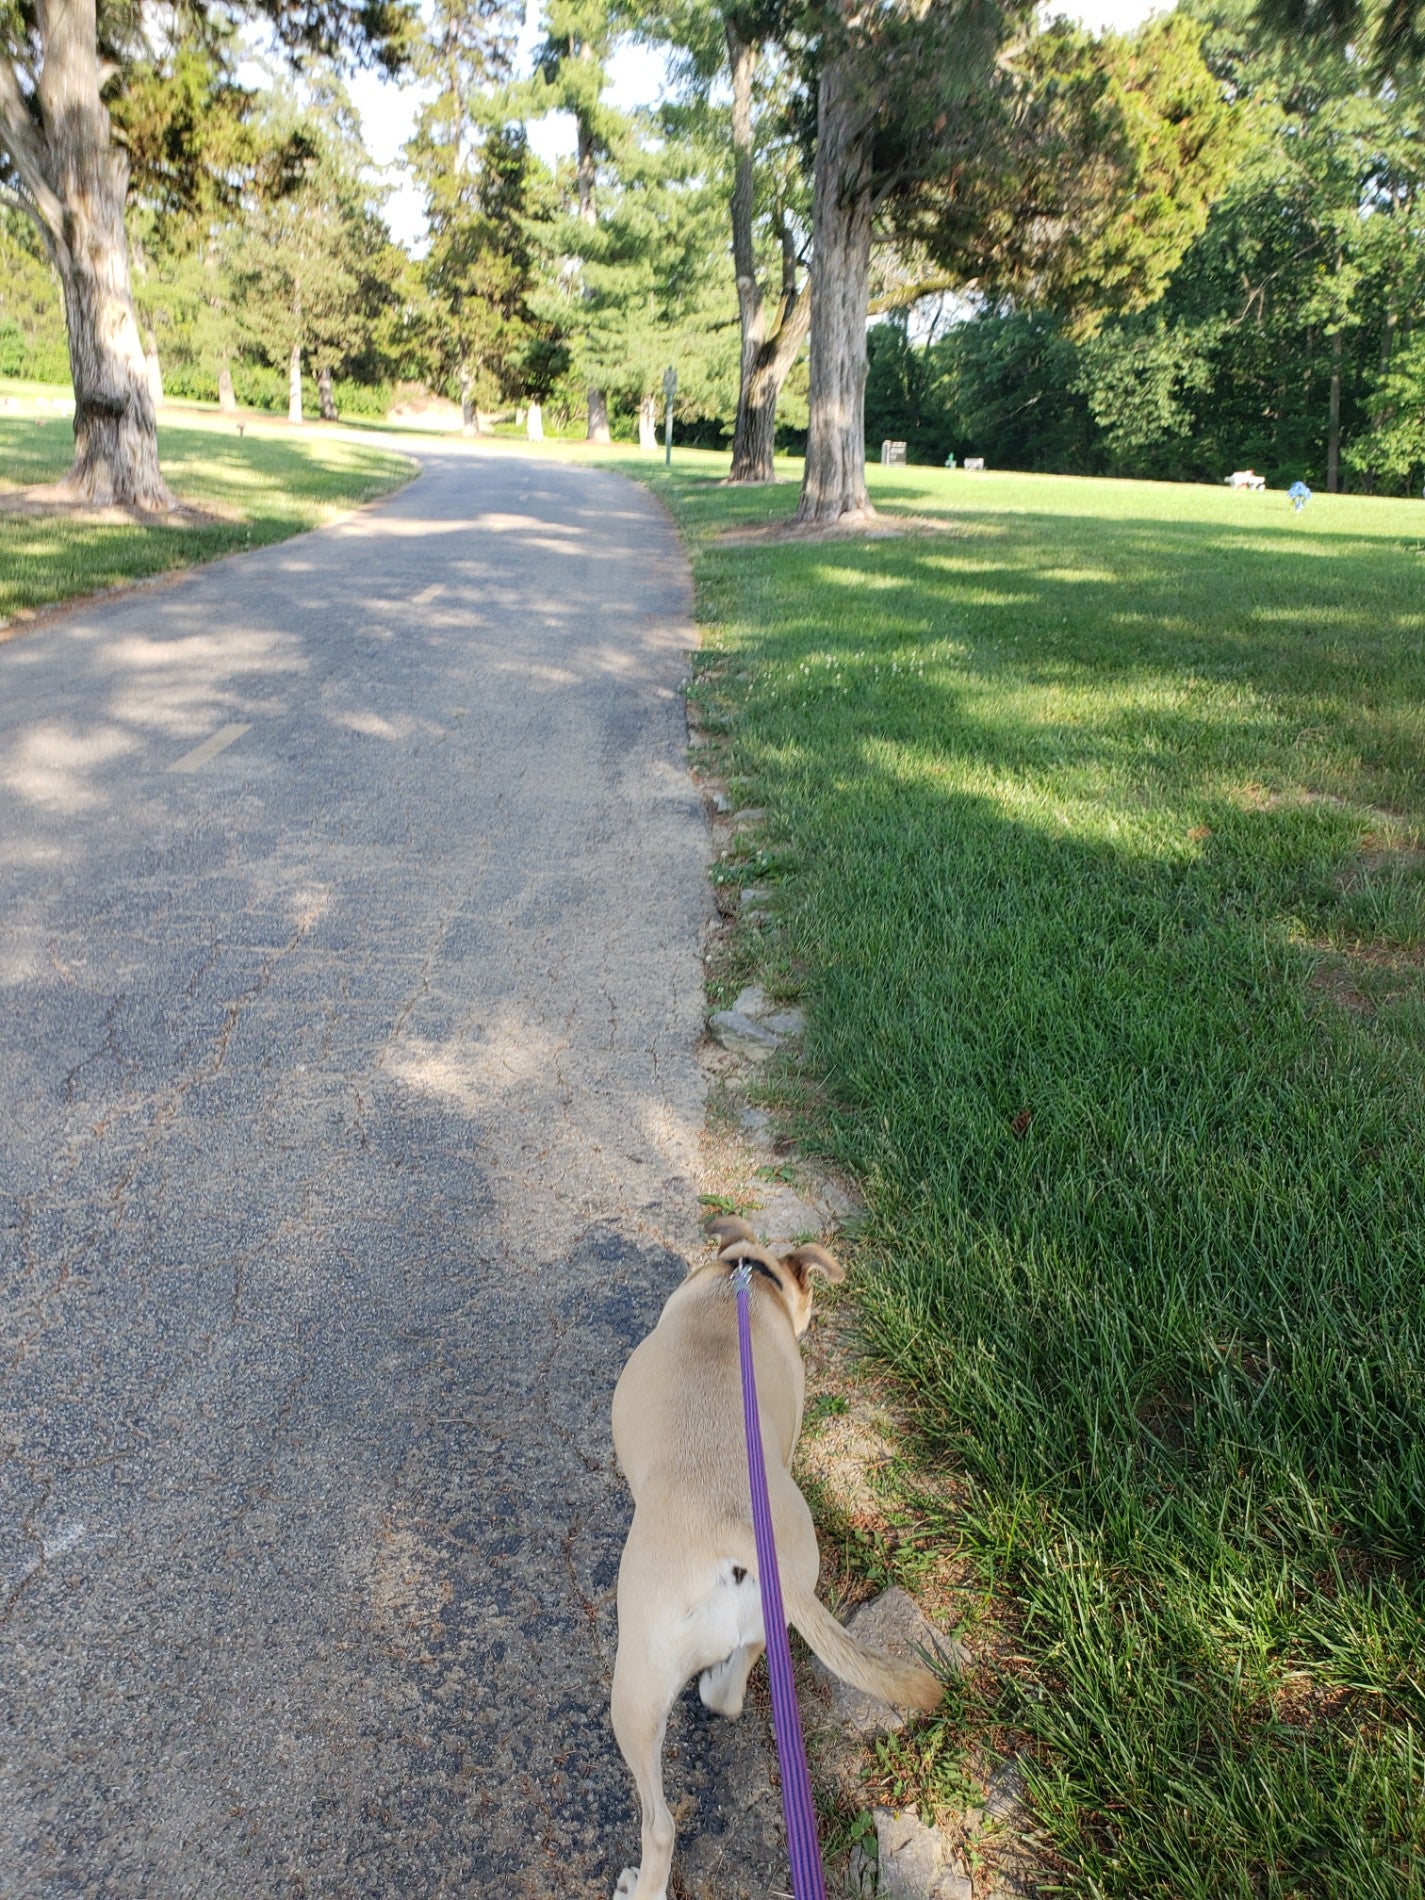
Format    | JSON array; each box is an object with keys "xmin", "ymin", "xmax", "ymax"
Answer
[{"xmin": 3, "ymin": 0, "xmax": 1423, "ymax": 496}]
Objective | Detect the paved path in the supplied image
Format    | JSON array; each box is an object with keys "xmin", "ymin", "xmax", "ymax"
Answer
[{"xmin": 0, "ymin": 446, "xmax": 781, "ymax": 1897}]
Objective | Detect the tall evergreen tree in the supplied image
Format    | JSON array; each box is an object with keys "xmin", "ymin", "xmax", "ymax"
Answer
[
  {"xmin": 634, "ymin": 0, "xmax": 811, "ymax": 479},
  {"xmin": 794, "ymin": 0, "xmax": 1014, "ymax": 526},
  {"xmin": 227, "ymin": 77, "xmax": 401, "ymax": 423},
  {"xmin": 406, "ymin": 0, "xmax": 539, "ymax": 430},
  {"xmin": 574, "ymin": 109, "xmax": 736, "ymax": 444},
  {"xmin": 519, "ymin": 0, "xmax": 629, "ymax": 440}
]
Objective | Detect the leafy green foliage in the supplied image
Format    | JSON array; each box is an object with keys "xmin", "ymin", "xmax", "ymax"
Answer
[
  {"xmin": 0, "ymin": 209, "xmax": 67, "ymax": 382},
  {"xmin": 570, "ymin": 111, "xmax": 738, "ymax": 415},
  {"xmin": 904, "ymin": 14, "xmax": 1247, "ymax": 332},
  {"xmin": 1350, "ymin": 333, "xmax": 1425, "ymax": 484},
  {"xmin": 219, "ymin": 78, "xmax": 409, "ymax": 410}
]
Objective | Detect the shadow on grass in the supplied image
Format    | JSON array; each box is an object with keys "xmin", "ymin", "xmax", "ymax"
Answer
[
  {"xmin": 671, "ymin": 466, "xmax": 1425, "ymax": 1899},
  {"xmin": 0, "ymin": 418, "xmax": 415, "ymax": 620}
]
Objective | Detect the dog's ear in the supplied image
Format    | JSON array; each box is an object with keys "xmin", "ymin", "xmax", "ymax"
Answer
[
  {"xmin": 780, "ymin": 1244, "xmax": 844, "ymax": 1287},
  {"xmin": 706, "ymin": 1215, "xmax": 758, "ymax": 1253}
]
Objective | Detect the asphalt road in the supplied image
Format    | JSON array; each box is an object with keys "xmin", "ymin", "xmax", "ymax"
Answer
[{"xmin": 0, "ymin": 445, "xmax": 783, "ymax": 1898}]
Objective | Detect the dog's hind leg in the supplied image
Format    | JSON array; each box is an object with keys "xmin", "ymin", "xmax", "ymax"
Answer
[
  {"xmin": 698, "ymin": 1639, "xmax": 764, "ymax": 1718},
  {"xmin": 611, "ymin": 1654, "xmax": 678, "ymax": 1900}
]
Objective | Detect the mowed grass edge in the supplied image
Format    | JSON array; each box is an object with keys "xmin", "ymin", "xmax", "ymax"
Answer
[
  {"xmin": 631, "ymin": 455, "xmax": 1425, "ymax": 1898},
  {"xmin": 1, "ymin": 395, "xmax": 416, "ymax": 624}
]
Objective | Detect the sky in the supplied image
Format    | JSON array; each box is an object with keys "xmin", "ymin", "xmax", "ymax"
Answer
[{"xmin": 346, "ymin": 0, "xmax": 1171, "ymax": 252}]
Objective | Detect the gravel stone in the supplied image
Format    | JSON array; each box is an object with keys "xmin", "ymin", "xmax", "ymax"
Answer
[
  {"xmin": 875, "ymin": 1808, "xmax": 973, "ymax": 1900},
  {"xmin": 709, "ymin": 1008, "xmax": 781, "ymax": 1056},
  {"xmin": 826, "ymin": 1588, "xmax": 961, "ymax": 1736}
]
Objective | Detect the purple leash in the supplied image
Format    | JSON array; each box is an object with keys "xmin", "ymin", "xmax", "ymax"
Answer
[{"xmin": 732, "ymin": 1262, "xmax": 827, "ymax": 1900}]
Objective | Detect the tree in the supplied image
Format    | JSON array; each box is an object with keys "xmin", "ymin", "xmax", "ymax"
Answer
[
  {"xmin": 0, "ymin": 0, "xmax": 412, "ymax": 507},
  {"xmin": 863, "ymin": 306, "xmax": 956, "ymax": 462},
  {"xmin": 795, "ymin": 3, "xmax": 1243, "ymax": 526},
  {"xmin": 723, "ymin": 13, "xmax": 811, "ymax": 480},
  {"xmin": 1350, "ymin": 332, "xmax": 1425, "ymax": 485},
  {"xmin": 226, "ymin": 79, "xmax": 400, "ymax": 423},
  {"xmin": 794, "ymin": 0, "xmax": 1013, "ymax": 526},
  {"xmin": 421, "ymin": 125, "xmax": 561, "ymax": 430},
  {"xmin": 908, "ymin": 17, "xmax": 1247, "ymax": 335},
  {"xmin": 0, "ymin": 202, "xmax": 67, "ymax": 378},
  {"xmin": 406, "ymin": 0, "xmax": 538, "ymax": 430},
  {"xmin": 113, "ymin": 29, "xmax": 254, "ymax": 409},
  {"xmin": 1255, "ymin": 0, "xmax": 1425, "ymax": 74},
  {"xmin": 519, "ymin": 0, "xmax": 629, "ymax": 440},
  {"xmin": 574, "ymin": 107, "xmax": 736, "ymax": 445},
  {"xmin": 633, "ymin": 0, "xmax": 812, "ymax": 479}
]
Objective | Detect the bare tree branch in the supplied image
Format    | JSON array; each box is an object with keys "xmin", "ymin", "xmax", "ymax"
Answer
[{"xmin": 0, "ymin": 54, "xmax": 64, "ymax": 239}]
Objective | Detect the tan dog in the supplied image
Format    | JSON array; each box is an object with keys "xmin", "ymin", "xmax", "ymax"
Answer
[{"xmin": 608, "ymin": 1217, "xmax": 943, "ymax": 1900}]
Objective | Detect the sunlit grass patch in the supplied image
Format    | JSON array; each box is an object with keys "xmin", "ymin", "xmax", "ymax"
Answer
[
  {"xmin": 640, "ymin": 454, "xmax": 1425, "ymax": 1899},
  {"xmin": 0, "ymin": 407, "xmax": 414, "ymax": 624}
]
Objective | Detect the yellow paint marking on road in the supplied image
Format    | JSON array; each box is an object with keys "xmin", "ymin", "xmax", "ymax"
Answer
[
  {"xmin": 413, "ymin": 583, "xmax": 443, "ymax": 606},
  {"xmin": 168, "ymin": 723, "xmax": 253, "ymax": 774}
]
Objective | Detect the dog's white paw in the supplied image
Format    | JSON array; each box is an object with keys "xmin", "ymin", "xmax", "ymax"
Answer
[
  {"xmin": 613, "ymin": 1869, "xmax": 641, "ymax": 1899},
  {"xmin": 698, "ymin": 1664, "xmax": 744, "ymax": 1719}
]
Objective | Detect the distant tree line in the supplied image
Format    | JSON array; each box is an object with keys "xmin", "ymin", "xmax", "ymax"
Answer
[
  {"xmin": 3, "ymin": 0, "xmax": 1423, "ymax": 506},
  {"xmin": 867, "ymin": 1, "xmax": 1425, "ymax": 495}
]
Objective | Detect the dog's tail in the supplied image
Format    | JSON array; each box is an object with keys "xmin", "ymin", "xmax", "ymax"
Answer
[{"xmin": 784, "ymin": 1582, "xmax": 944, "ymax": 1712}]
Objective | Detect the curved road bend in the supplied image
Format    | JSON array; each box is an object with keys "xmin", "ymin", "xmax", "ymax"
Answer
[{"xmin": 0, "ymin": 445, "xmax": 782, "ymax": 1897}]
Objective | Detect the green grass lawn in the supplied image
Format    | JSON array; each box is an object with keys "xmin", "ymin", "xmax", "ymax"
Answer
[
  {"xmin": 0, "ymin": 395, "xmax": 415, "ymax": 624},
  {"xmin": 643, "ymin": 457, "xmax": 1425, "ymax": 1898}
]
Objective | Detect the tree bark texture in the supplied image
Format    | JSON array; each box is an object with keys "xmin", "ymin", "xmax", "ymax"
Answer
[
  {"xmin": 317, "ymin": 363, "xmax": 338, "ymax": 422},
  {"xmin": 726, "ymin": 25, "xmax": 810, "ymax": 485},
  {"xmin": 526, "ymin": 401, "xmax": 544, "ymax": 441},
  {"xmin": 796, "ymin": 50, "xmax": 875, "ymax": 526},
  {"xmin": 0, "ymin": 0, "xmax": 172, "ymax": 506},
  {"xmin": 288, "ymin": 339, "xmax": 303, "ymax": 424},
  {"xmin": 1327, "ymin": 328, "xmax": 1342, "ymax": 492},
  {"xmin": 586, "ymin": 384, "xmax": 611, "ymax": 445},
  {"xmin": 638, "ymin": 393, "xmax": 658, "ymax": 452},
  {"xmin": 218, "ymin": 363, "xmax": 237, "ymax": 414}
]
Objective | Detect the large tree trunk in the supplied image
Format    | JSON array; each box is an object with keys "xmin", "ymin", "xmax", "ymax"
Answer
[
  {"xmin": 1327, "ymin": 327, "xmax": 1342, "ymax": 493},
  {"xmin": 288, "ymin": 339, "xmax": 303, "ymax": 424},
  {"xmin": 796, "ymin": 52, "xmax": 875, "ymax": 527},
  {"xmin": 317, "ymin": 363, "xmax": 338, "ymax": 422},
  {"xmin": 727, "ymin": 26, "xmax": 766, "ymax": 477},
  {"xmin": 725, "ymin": 23, "xmax": 809, "ymax": 485},
  {"xmin": 587, "ymin": 385, "xmax": 611, "ymax": 445},
  {"xmin": 218, "ymin": 362, "xmax": 237, "ymax": 414},
  {"xmin": 0, "ymin": 0, "xmax": 172, "ymax": 506},
  {"xmin": 638, "ymin": 393, "xmax": 658, "ymax": 452},
  {"xmin": 459, "ymin": 364, "xmax": 475, "ymax": 435},
  {"xmin": 526, "ymin": 401, "xmax": 544, "ymax": 441},
  {"xmin": 735, "ymin": 357, "xmax": 784, "ymax": 482}
]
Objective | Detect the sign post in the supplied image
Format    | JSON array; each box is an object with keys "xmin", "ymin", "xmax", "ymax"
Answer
[{"xmin": 663, "ymin": 366, "xmax": 677, "ymax": 467}]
